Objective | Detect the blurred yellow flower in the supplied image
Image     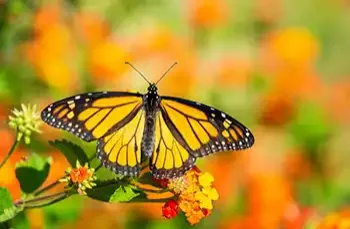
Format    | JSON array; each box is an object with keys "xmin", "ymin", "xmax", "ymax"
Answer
[
  {"xmin": 269, "ymin": 27, "xmax": 319, "ymax": 66},
  {"xmin": 317, "ymin": 209, "xmax": 350, "ymax": 229}
]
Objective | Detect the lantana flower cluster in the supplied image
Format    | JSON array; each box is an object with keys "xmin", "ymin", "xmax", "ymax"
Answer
[
  {"xmin": 155, "ymin": 167, "xmax": 219, "ymax": 225},
  {"xmin": 59, "ymin": 161, "xmax": 97, "ymax": 195}
]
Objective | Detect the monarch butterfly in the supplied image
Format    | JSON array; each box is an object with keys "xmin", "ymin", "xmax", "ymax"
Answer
[{"xmin": 41, "ymin": 62, "xmax": 254, "ymax": 179}]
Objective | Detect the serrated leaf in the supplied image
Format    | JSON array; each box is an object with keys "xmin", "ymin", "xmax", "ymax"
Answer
[
  {"xmin": 15, "ymin": 153, "xmax": 52, "ymax": 194},
  {"xmin": 109, "ymin": 186, "xmax": 139, "ymax": 203},
  {"xmin": 49, "ymin": 139, "xmax": 89, "ymax": 167},
  {"xmin": 0, "ymin": 206, "xmax": 19, "ymax": 222},
  {"xmin": 0, "ymin": 187, "xmax": 21, "ymax": 222}
]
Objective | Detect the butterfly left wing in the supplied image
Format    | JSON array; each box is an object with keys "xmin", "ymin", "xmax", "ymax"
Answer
[
  {"xmin": 41, "ymin": 91, "xmax": 145, "ymax": 177},
  {"xmin": 41, "ymin": 91, "xmax": 143, "ymax": 142},
  {"xmin": 96, "ymin": 109, "xmax": 145, "ymax": 176}
]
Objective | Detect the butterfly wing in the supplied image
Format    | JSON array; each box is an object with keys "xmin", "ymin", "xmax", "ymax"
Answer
[
  {"xmin": 41, "ymin": 91, "xmax": 143, "ymax": 141},
  {"xmin": 150, "ymin": 112, "xmax": 197, "ymax": 178},
  {"xmin": 150, "ymin": 96, "xmax": 254, "ymax": 178},
  {"xmin": 41, "ymin": 91, "xmax": 145, "ymax": 176},
  {"xmin": 97, "ymin": 109, "xmax": 145, "ymax": 176}
]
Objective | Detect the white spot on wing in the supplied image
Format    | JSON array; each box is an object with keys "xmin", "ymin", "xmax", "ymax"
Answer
[
  {"xmin": 75, "ymin": 95, "xmax": 81, "ymax": 100},
  {"xmin": 221, "ymin": 113, "xmax": 226, "ymax": 118}
]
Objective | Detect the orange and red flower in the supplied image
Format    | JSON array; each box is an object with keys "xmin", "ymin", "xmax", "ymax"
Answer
[
  {"xmin": 155, "ymin": 167, "xmax": 219, "ymax": 225},
  {"xmin": 60, "ymin": 160, "xmax": 96, "ymax": 195}
]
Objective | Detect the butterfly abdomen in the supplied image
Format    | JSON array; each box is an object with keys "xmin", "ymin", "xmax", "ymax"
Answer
[{"xmin": 141, "ymin": 115, "xmax": 156, "ymax": 157}]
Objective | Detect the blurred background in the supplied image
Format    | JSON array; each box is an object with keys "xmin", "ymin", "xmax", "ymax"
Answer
[{"xmin": 1, "ymin": 0, "xmax": 350, "ymax": 228}]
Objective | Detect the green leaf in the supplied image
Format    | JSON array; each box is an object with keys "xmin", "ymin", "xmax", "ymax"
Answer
[
  {"xmin": 0, "ymin": 206, "xmax": 19, "ymax": 223},
  {"xmin": 109, "ymin": 186, "xmax": 140, "ymax": 203},
  {"xmin": 0, "ymin": 187, "xmax": 21, "ymax": 223},
  {"xmin": 86, "ymin": 179, "xmax": 121, "ymax": 202},
  {"xmin": 15, "ymin": 153, "xmax": 52, "ymax": 194},
  {"xmin": 49, "ymin": 139, "xmax": 89, "ymax": 167},
  {"xmin": 0, "ymin": 188, "xmax": 12, "ymax": 213}
]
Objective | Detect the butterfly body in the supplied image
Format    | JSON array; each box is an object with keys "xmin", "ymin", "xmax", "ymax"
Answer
[
  {"xmin": 141, "ymin": 84, "xmax": 160, "ymax": 158},
  {"xmin": 41, "ymin": 84, "xmax": 254, "ymax": 179}
]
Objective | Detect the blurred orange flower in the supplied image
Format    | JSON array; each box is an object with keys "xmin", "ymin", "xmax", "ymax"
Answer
[
  {"xmin": 283, "ymin": 149, "xmax": 311, "ymax": 180},
  {"xmin": 24, "ymin": 4, "xmax": 79, "ymax": 92},
  {"xmin": 88, "ymin": 39, "xmax": 129, "ymax": 84},
  {"xmin": 327, "ymin": 79, "xmax": 350, "ymax": 124},
  {"xmin": 128, "ymin": 27, "xmax": 197, "ymax": 96},
  {"xmin": 254, "ymin": 0, "xmax": 282, "ymax": 24},
  {"xmin": 258, "ymin": 90, "xmax": 295, "ymax": 126},
  {"xmin": 258, "ymin": 27, "xmax": 325, "ymax": 109},
  {"xmin": 247, "ymin": 173, "xmax": 294, "ymax": 229},
  {"xmin": 188, "ymin": 0, "xmax": 228, "ymax": 28},
  {"xmin": 283, "ymin": 205, "xmax": 320, "ymax": 229},
  {"xmin": 215, "ymin": 57, "xmax": 253, "ymax": 88},
  {"xmin": 74, "ymin": 12, "xmax": 110, "ymax": 46},
  {"xmin": 33, "ymin": 4, "xmax": 62, "ymax": 35}
]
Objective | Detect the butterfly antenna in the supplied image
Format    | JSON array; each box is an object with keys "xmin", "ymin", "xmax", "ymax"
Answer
[
  {"xmin": 155, "ymin": 62, "xmax": 178, "ymax": 85},
  {"xmin": 125, "ymin": 62, "xmax": 151, "ymax": 85}
]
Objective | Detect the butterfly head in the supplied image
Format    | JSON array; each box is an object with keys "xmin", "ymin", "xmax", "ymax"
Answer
[{"xmin": 148, "ymin": 84, "xmax": 158, "ymax": 95}]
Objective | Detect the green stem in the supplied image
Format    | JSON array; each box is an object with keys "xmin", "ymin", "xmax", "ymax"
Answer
[
  {"xmin": 0, "ymin": 138, "xmax": 20, "ymax": 170},
  {"xmin": 15, "ymin": 190, "xmax": 72, "ymax": 209},
  {"xmin": 33, "ymin": 179, "xmax": 62, "ymax": 197}
]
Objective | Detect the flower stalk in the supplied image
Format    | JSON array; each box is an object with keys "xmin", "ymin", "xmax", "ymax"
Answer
[{"xmin": 0, "ymin": 139, "xmax": 20, "ymax": 170}]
